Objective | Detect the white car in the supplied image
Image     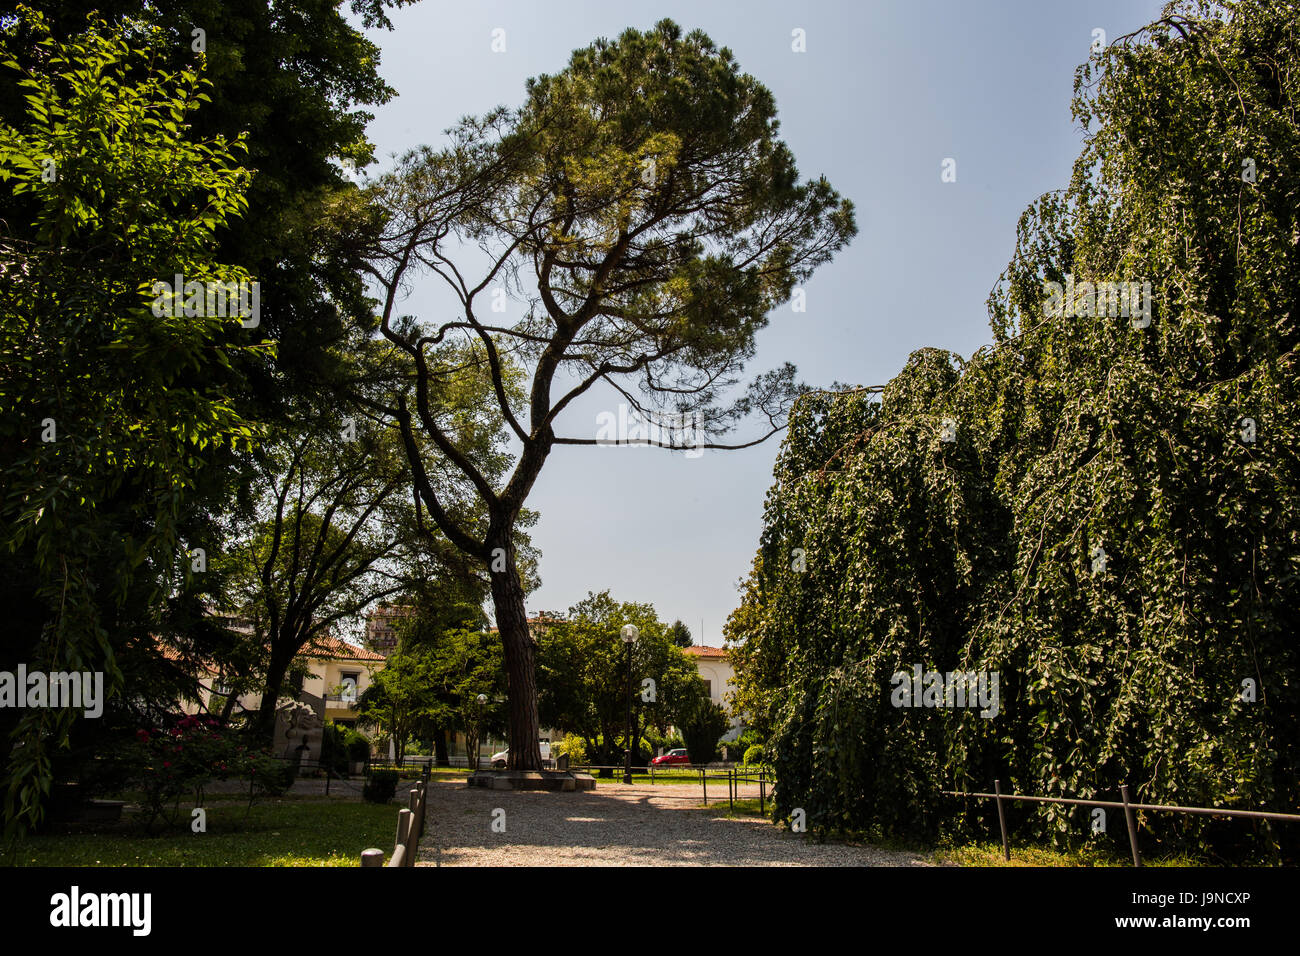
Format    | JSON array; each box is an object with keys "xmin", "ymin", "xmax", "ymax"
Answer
[{"xmin": 491, "ymin": 739, "xmax": 551, "ymax": 768}]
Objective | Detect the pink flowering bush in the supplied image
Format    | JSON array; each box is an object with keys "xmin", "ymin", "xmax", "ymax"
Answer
[{"xmin": 118, "ymin": 716, "xmax": 290, "ymax": 831}]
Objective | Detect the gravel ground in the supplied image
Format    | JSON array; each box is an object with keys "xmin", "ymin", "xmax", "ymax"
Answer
[{"xmin": 416, "ymin": 778, "xmax": 936, "ymax": 866}]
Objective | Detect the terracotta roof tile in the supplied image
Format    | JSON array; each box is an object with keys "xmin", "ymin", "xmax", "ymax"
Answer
[{"xmin": 303, "ymin": 633, "xmax": 387, "ymax": 662}]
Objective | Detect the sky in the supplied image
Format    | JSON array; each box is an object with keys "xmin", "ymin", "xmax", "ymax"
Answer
[{"xmin": 352, "ymin": 0, "xmax": 1166, "ymax": 645}]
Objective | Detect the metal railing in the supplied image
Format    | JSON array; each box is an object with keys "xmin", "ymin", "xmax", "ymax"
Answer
[
  {"xmin": 569, "ymin": 763, "xmax": 772, "ymax": 813},
  {"xmin": 943, "ymin": 779, "xmax": 1300, "ymax": 866},
  {"xmin": 361, "ymin": 763, "xmax": 432, "ymax": 867}
]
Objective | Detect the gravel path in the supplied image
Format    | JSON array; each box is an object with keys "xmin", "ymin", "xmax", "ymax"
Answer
[{"xmin": 415, "ymin": 778, "xmax": 935, "ymax": 866}]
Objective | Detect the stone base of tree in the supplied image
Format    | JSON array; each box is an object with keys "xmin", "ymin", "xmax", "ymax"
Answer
[{"xmin": 465, "ymin": 770, "xmax": 596, "ymax": 792}]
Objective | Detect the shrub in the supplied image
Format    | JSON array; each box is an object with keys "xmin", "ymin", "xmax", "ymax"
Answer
[
  {"xmin": 743, "ymin": 745, "xmax": 765, "ymax": 766},
  {"xmin": 347, "ymin": 735, "xmax": 371, "ymax": 763},
  {"xmin": 364, "ymin": 770, "xmax": 399, "ymax": 804},
  {"xmin": 321, "ymin": 723, "xmax": 371, "ymax": 775},
  {"xmin": 110, "ymin": 716, "xmax": 288, "ymax": 831},
  {"xmin": 250, "ymin": 755, "xmax": 294, "ymax": 797},
  {"xmin": 554, "ymin": 733, "xmax": 587, "ymax": 764},
  {"xmin": 679, "ymin": 699, "xmax": 728, "ymax": 764}
]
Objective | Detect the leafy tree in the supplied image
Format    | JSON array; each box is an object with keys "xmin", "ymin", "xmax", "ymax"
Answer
[
  {"xmin": 356, "ymin": 644, "xmax": 439, "ymax": 764},
  {"xmin": 216, "ymin": 408, "xmax": 456, "ymax": 741},
  {"xmin": 0, "ymin": 11, "xmax": 262, "ymax": 832},
  {"xmin": 360, "ymin": 626, "xmax": 506, "ymax": 766},
  {"xmin": 0, "ymin": 0, "xmax": 423, "ymax": 831},
  {"xmin": 1, "ymin": 0, "xmax": 419, "ymax": 405},
  {"xmin": 730, "ymin": 0, "xmax": 1300, "ymax": 861},
  {"xmin": 389, "ymin": 580, "xmax": 492, "ymax": 765},
  {"xmin": 678, "ymin": 696, "xmax": 728, "ymax": 766},
  {"xmin": 536, "ymin": 591, "xmax": 703, "ymax": 768},
  {"xmin": 363, "ymin": 20, "xmax": 855, "ymax": 768}
]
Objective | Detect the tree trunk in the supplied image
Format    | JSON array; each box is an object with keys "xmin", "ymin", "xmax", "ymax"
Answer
[
  {"xmin": 219, "ymin": 688, "xmax": 237, "ymax": 725},
  {"xmin": 466, "ymin": 724, "xmax": 480, "ymax": 770},
  {"xmin": 255, "ymin": 645, "xmax": 295, "ymax": 745},
  {"xmin": 488, "ymin": 540, "xmax": 542, "ymax": 771},
  {"xmin": 433, "ymin": 727, "xmax": 449, "ymax": 767}
]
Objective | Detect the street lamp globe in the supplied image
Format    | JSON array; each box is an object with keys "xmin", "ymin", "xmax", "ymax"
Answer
[{"xmin": 620, "ymin": 624, "xmax": 639, "ymax": 644}]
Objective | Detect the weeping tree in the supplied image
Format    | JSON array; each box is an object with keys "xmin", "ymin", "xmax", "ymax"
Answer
[
  {"xmin": 729, "ymin": 0, "xmax": 1300, "ymax": 859},
  {"xmin": 360, "ymin": 20, "xmax": 855, "ymax": 769}
]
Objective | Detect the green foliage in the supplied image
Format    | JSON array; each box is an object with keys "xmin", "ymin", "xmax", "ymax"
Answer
[
  {"xmin": 729, "ymin": 0, "xmax": 1300, "ymax": 862},
  {"xmin": 554, "ymin": 733, "xmax": 588, "ymax": 764},
  {"xmin": 667, "ymin": 621, "xmax": 693, "ymax": 648},
  {"xmin": 104, "ymin": 717, "xmax": 287, "ymax": 832},
  {"xmin": 2, "ymin": 798, "xmax": 402, "ymax": 867},
  {"xmin": 347, "ymin": 735, "xmax": 372, "ymax": 764},
  {"xmin": 321, "ymin": 722, "xmax": 370, "ymax": 775},
  {"xmin": 536, "ymin": 592, "xmax": 704, "ymax": 766},
  {"xmin": 213, "ymin": 407, "xmax": 453, "ymax": 739},
  {"xmin": 358, "ymin": 622, "xmax": 506, "ymax": 765},
  {"xmin": 678, "ymin": 697, "xmax": 728, "ymax": 765},
  {"xmin": 363, "ymin": 769, "xmax": 398, "ymax": 804},
  {"xmin": 365, "ymin": 18, "xmax": 856, "ymax": 768},
  {"xmin": 1, "ymin": 0, "xmax": 425, "ymax": 830},
  {"xmin": 743, "ymin": 745, "xmax": 765, "ymax": 767},
  {"xmin": 0, "ymin": 11, "xmax": 261, "ymax": 833}
]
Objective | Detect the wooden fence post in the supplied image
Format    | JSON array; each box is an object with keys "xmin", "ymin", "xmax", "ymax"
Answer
[
  {"xmin": 361, "ymin": 848, "xmax": 384, "ymax": 867},
  {"xmin": 395, "ymin": 807, "xmax": 411, "ymax": 856}
]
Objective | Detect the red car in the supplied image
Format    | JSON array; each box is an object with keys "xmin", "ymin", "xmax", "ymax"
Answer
[{"xmin": 651, "ymin": 748, "xmax": 690, "ymax": 766}]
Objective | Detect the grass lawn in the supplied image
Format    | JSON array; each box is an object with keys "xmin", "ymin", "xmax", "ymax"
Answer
[
  {"xmin": 933, "ymin": 841, "xmax": 1208, "ymax": 867},
  {"xmin": 412, "ymin": 764, "xmax": 765, "ymax": 786},
  {"xmin": 706, "ymin": 797, "xmax": 773, "ymax": 817},
  {"xmin": 583, "ymin": 767, "xmax": 769, "ymax": 786},
  {"xmin": 2, "ymin": 795, "xmax": 402, "ymax": 867}
]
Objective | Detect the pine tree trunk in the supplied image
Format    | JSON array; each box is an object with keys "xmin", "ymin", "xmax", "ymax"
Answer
[{"xmin": 488, "ymin": 540, "xmax": 542, "ymax": 771}]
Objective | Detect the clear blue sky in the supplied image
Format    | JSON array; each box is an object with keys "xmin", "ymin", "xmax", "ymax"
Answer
[{"xmin": 353, "ymin": 0, "xmax": 1165, "ymax": 645}]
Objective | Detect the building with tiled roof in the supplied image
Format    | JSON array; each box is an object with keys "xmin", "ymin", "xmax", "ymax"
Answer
[
  {"xmin": 682, "ymin": 645, "xmax": 728, "ymax": 660},
  {"xmin": 682, "ymin": 645, "xmax": 743, "ymax": 743},
  {"xmin": 305, "ymin": 633, "xmax": 387, "ymax": 663},
  {"xmin": 167, "ymin": 621, "xmax": 387, "ymax": 752}
]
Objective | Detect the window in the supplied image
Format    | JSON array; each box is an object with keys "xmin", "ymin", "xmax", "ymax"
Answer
[
  {"xmin": 702, "ymin": 680, "xmax": 712, "ymax": 698},
  {"xmin": 340, "ymin": 672, "xmax": 359, "ymax": 703}
]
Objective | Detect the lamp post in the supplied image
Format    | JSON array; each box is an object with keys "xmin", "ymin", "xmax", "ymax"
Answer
[
  {"xmin": 621, "ymin": 624, "xmax": 639, "ymax": 784},
  {"xmin": 474, "ymin": 693, "xmax": 487, "ymax": 771}
]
